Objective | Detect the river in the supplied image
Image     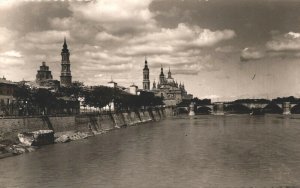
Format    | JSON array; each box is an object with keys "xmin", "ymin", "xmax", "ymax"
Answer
[{"xmin": 1, "ymin": 114, "xmax": 300, "ymax": 187}]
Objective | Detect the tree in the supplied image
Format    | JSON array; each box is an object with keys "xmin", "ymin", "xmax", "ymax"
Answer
[
  {"xmin": 82, "ymin": 86, "xmax": 116, "ymax": 110},
  {"xmin": 32, "ymin": 88, "xmax": 57, "ymax": 114},
  {"xmin": 59, "ymin": 82, "xmax": 84, "ymax": 99},
  {"xmin": 13, "ymin": 85, "xmax": 32, "ymax": 101}
]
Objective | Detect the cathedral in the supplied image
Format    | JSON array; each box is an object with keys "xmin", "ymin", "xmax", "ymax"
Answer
[{"xmin": 142, "ymin": 59, "xmax": 193, "ymax": 106}]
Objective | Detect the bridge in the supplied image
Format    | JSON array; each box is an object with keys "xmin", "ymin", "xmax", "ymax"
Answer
[{"xmin": 176, "ymin": 101, "xmax": 300, "ymax": 115}]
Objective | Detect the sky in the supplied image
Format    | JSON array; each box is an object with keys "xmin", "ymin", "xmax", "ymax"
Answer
[{"xmin": 1, "ymin": 0, "xmax": 300, "ymax": 101}]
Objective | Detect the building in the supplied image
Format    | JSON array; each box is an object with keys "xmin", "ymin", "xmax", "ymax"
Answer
[
  {"xmin": 128, "ymin": 84, "xmax": 138, "ymax": 95},
  {"xmin": 146, "ymin": 63, "xmax": 193, "ymax": 106},
  {"xmin": 107, "ymin": 79, "xmax": 118, "ymax": 88},
  {"xmin": 60, "ymin": 37, "xmax": 72, "ymax": 87},
  {"xmin": 35, "ymin": 61, "xmax": 60, "ymax": 90},
  {"xmin": 0, "ymin": 76, "xmax": 16, "ymax": 106},
  {"xmin": 36, "ymin": 61, "xmax": 53, "ymax": 84},
  {"xmin": 143, "ymin": 58, "xmax": 150, "ymax": 90},
  {"xmin": 0, "ymin": 76, "xmax": 17, "ymax": 115}
]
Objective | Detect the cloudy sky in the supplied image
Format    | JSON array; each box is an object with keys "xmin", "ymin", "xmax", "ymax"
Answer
[{"xmin": 1, "ymin": 0, "xmax": 300, "ymax": 101}]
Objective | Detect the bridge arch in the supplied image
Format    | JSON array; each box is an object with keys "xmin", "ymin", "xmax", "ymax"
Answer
[
  {"xmin": 291, "ymin": 104, "xmax": 300, "ymax": 114},
  {"xmin": 263, "ymin": 102, "xmax": 282, "ymax": 114},
  {"xmin": 176, "ymin": 107, "xmax": 189, "ymax": 114},
  {"xmin": 195, "ymin": 106, "xmax": 212, "ymax": 114},
  {"xmin": 224, "ymin": 104, "xmax": 251, "ymax": 114}
]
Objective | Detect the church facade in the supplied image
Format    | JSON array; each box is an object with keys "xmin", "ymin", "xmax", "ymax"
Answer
[{"xmin": 142, "ymin": 60, "xmax": 193, "ymax": 106}]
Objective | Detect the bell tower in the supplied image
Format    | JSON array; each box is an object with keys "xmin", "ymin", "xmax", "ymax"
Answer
[
  {"xmin": 60, "ymin": 37, "xmax": 72, "ymax": 87},
  {"xmin": 159, "ymin": 65, "xmax": 165, "ymax": 84},
  {"xmin": 143, "ymin": 57, "xmax": 150, "ymax": 90},
  {"xmin": 168, "ymin": 67, "xmax": 172, "ymax": 79}
]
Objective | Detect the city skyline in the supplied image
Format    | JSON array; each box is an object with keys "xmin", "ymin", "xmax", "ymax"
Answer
[{"xmin": 1, "ymin": 0, "xmax": 300, "ymax": 101}]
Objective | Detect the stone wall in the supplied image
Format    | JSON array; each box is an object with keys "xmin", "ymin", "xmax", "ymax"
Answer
[{"xmin": 0, "ymin": 108, "xmax": 171, "ymax": 141}]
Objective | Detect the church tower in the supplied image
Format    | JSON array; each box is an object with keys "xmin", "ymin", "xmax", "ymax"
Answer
[
  {"xmin": 159, "ymin": 65, "xmax": 165, "ymax": 84},
  {"xmin": 152, "ymin": 79, "xmax": 156, "ymax": 90},
  {"xmin": 60, "ymin": 37, "xmax": 72, "ymax": 87},
  {"xmin": 167, "ymin": 67, "xmax": 172, "ymax": 79},
  {"xmin": 143, "ymin": 57, "xmax": 150, "ymax": 90}
]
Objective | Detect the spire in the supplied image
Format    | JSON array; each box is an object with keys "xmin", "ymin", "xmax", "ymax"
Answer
[
  {"xmin": 62, "ymin": 36, "xmax": 69, "ymax": 53},
  {"xmin": 152, "ymin": 79, "xmax": 156, "ymax": 89},
  {"xmin": 160, "ymin": 64, "xmax": 164, "ymax": 76},
  {"xmin": 63, "ymin": 37, "xmax": 67, "ymax": 47},
  {"xmin": 168, "ymin": 66, "xmax": 172, "ymax": 78},
  {"xmin": 143, "ymin": 56, "xmax": 149, "ymax": 70}
]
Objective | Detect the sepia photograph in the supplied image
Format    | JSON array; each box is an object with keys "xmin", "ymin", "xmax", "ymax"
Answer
[{"xmin": 0, "ymin": 0, "xmax": 300, "ymax": 187}]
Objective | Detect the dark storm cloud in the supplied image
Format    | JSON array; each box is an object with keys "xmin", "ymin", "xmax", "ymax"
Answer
[
  {"xmin": 0, "ymin": 1, "xmax": 71, "ymax": 33},
  {"xmin": 152, "ymin": 0, "xmax": 300, "ymax": 46}
]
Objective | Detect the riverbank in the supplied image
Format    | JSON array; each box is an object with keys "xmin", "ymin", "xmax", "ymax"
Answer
[{"xmin": 0, "ymin": 107, "xmax": 173, "ymax": 159}]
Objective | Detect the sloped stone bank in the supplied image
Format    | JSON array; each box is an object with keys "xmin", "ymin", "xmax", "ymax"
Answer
[{"xmin": 0, "ymin": 107, "xmax": 172, "ymax": 159}]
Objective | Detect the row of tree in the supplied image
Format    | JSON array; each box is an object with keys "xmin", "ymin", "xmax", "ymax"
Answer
[
  {"xmin": 12, "ymin": 85, "xmax": 79, "ymax": 115},
  {"xmin": 82, "ymin": 86, "xmax": 164, "ymax": 111},
  {"xmin": 232, "ymin": 96, "xmax": 300, "ymax": 104},
  {"xmin": 10, "ymin": 83, "xmax": 164, "ymax": 115},
  {"xmin": 177, "ymin": 98, "xmax": 211, "ymax": 107}
]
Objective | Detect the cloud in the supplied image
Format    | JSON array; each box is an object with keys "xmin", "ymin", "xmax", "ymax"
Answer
[
  {"xmin": 0, "ymin": 27, "xmax": 18, "ymax": 52},
  {"xmin": 286, "ymin": 32, "xmax": 300, "ymax": 39},
  {"xmin": 49, "ymin": 17, "xmax": 73, "ymax": 31},
  {"xmin": 0, "ymin": 0, "xmax": 237, "ymax": 91},
  {"xmin": 191, "ymin": 28, "xmax": 236, "ymax": 47},
  {"xmin": 130, "ymin": 23, "xmax": 235, "ymax": 46},
  {"xmin": 0, "ymin": 50, "xmax": 24, "ymax": 67},
  {"xmin": 95, "ymin": 32, "xmax": 122, "ymax": 42},
  {"xmin": 71, "ymin": 0, "xmax": 153, "ymax": 23},
  {"xmin": 22, "ymin": 30, "xmax": 70, "ymax": 44},
  {"xmin": 70, "ymin": 0, "xmax": 155, "ymax": 32},
  {"xmin": 0, "ymin": 0, "xmax": 20, "ymax": 9},
  {"xmin": 266, "ymin": 31, "xmax": 300, "ymax": 52},
  {"xmin": 119, "ymin": 23, "xmax": 235, "ymax": 56},
  {"xmin": 240, "ymin": 47, "xmax": 265, "ymax": 62},
  {"xmin": 0, "ymin": 50, "xmax": 22, "ymax": 58},
  {"xmin": 215, "ymin": 45, "xmax": 238, "ymax": 53},
  {"xmin": 81, "ymin": 63, "xmax": 134, "ymax": 73}
]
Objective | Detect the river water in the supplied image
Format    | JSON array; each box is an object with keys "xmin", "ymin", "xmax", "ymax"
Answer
[{"xmin": 1, "ymin": 115, "xmax": 300, "ymax": 187}]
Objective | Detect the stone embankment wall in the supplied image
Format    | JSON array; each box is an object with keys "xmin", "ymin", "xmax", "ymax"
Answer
[{"xmin": 0, "ymin": 107, "xmax": 171, "ymax": 141}]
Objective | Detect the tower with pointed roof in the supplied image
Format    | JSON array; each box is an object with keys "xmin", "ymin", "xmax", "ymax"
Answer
[
  {"xmin": 60, "ymin": 37, "xmax": 72, "ymax": 87},
  {"xmin": 143, "ymin": 57, "xmax": 150, "ymax": 90},
  {"xmin": 159, "ymin": 65, "xmax": 165, "ymax": 84},
  {"xmin": 167, "ymin": 67, "xmax": 172, "ymax": 79},
  {"xmin": 152, "ymin": 79, "xmax": 156, "ymax": 90}
]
